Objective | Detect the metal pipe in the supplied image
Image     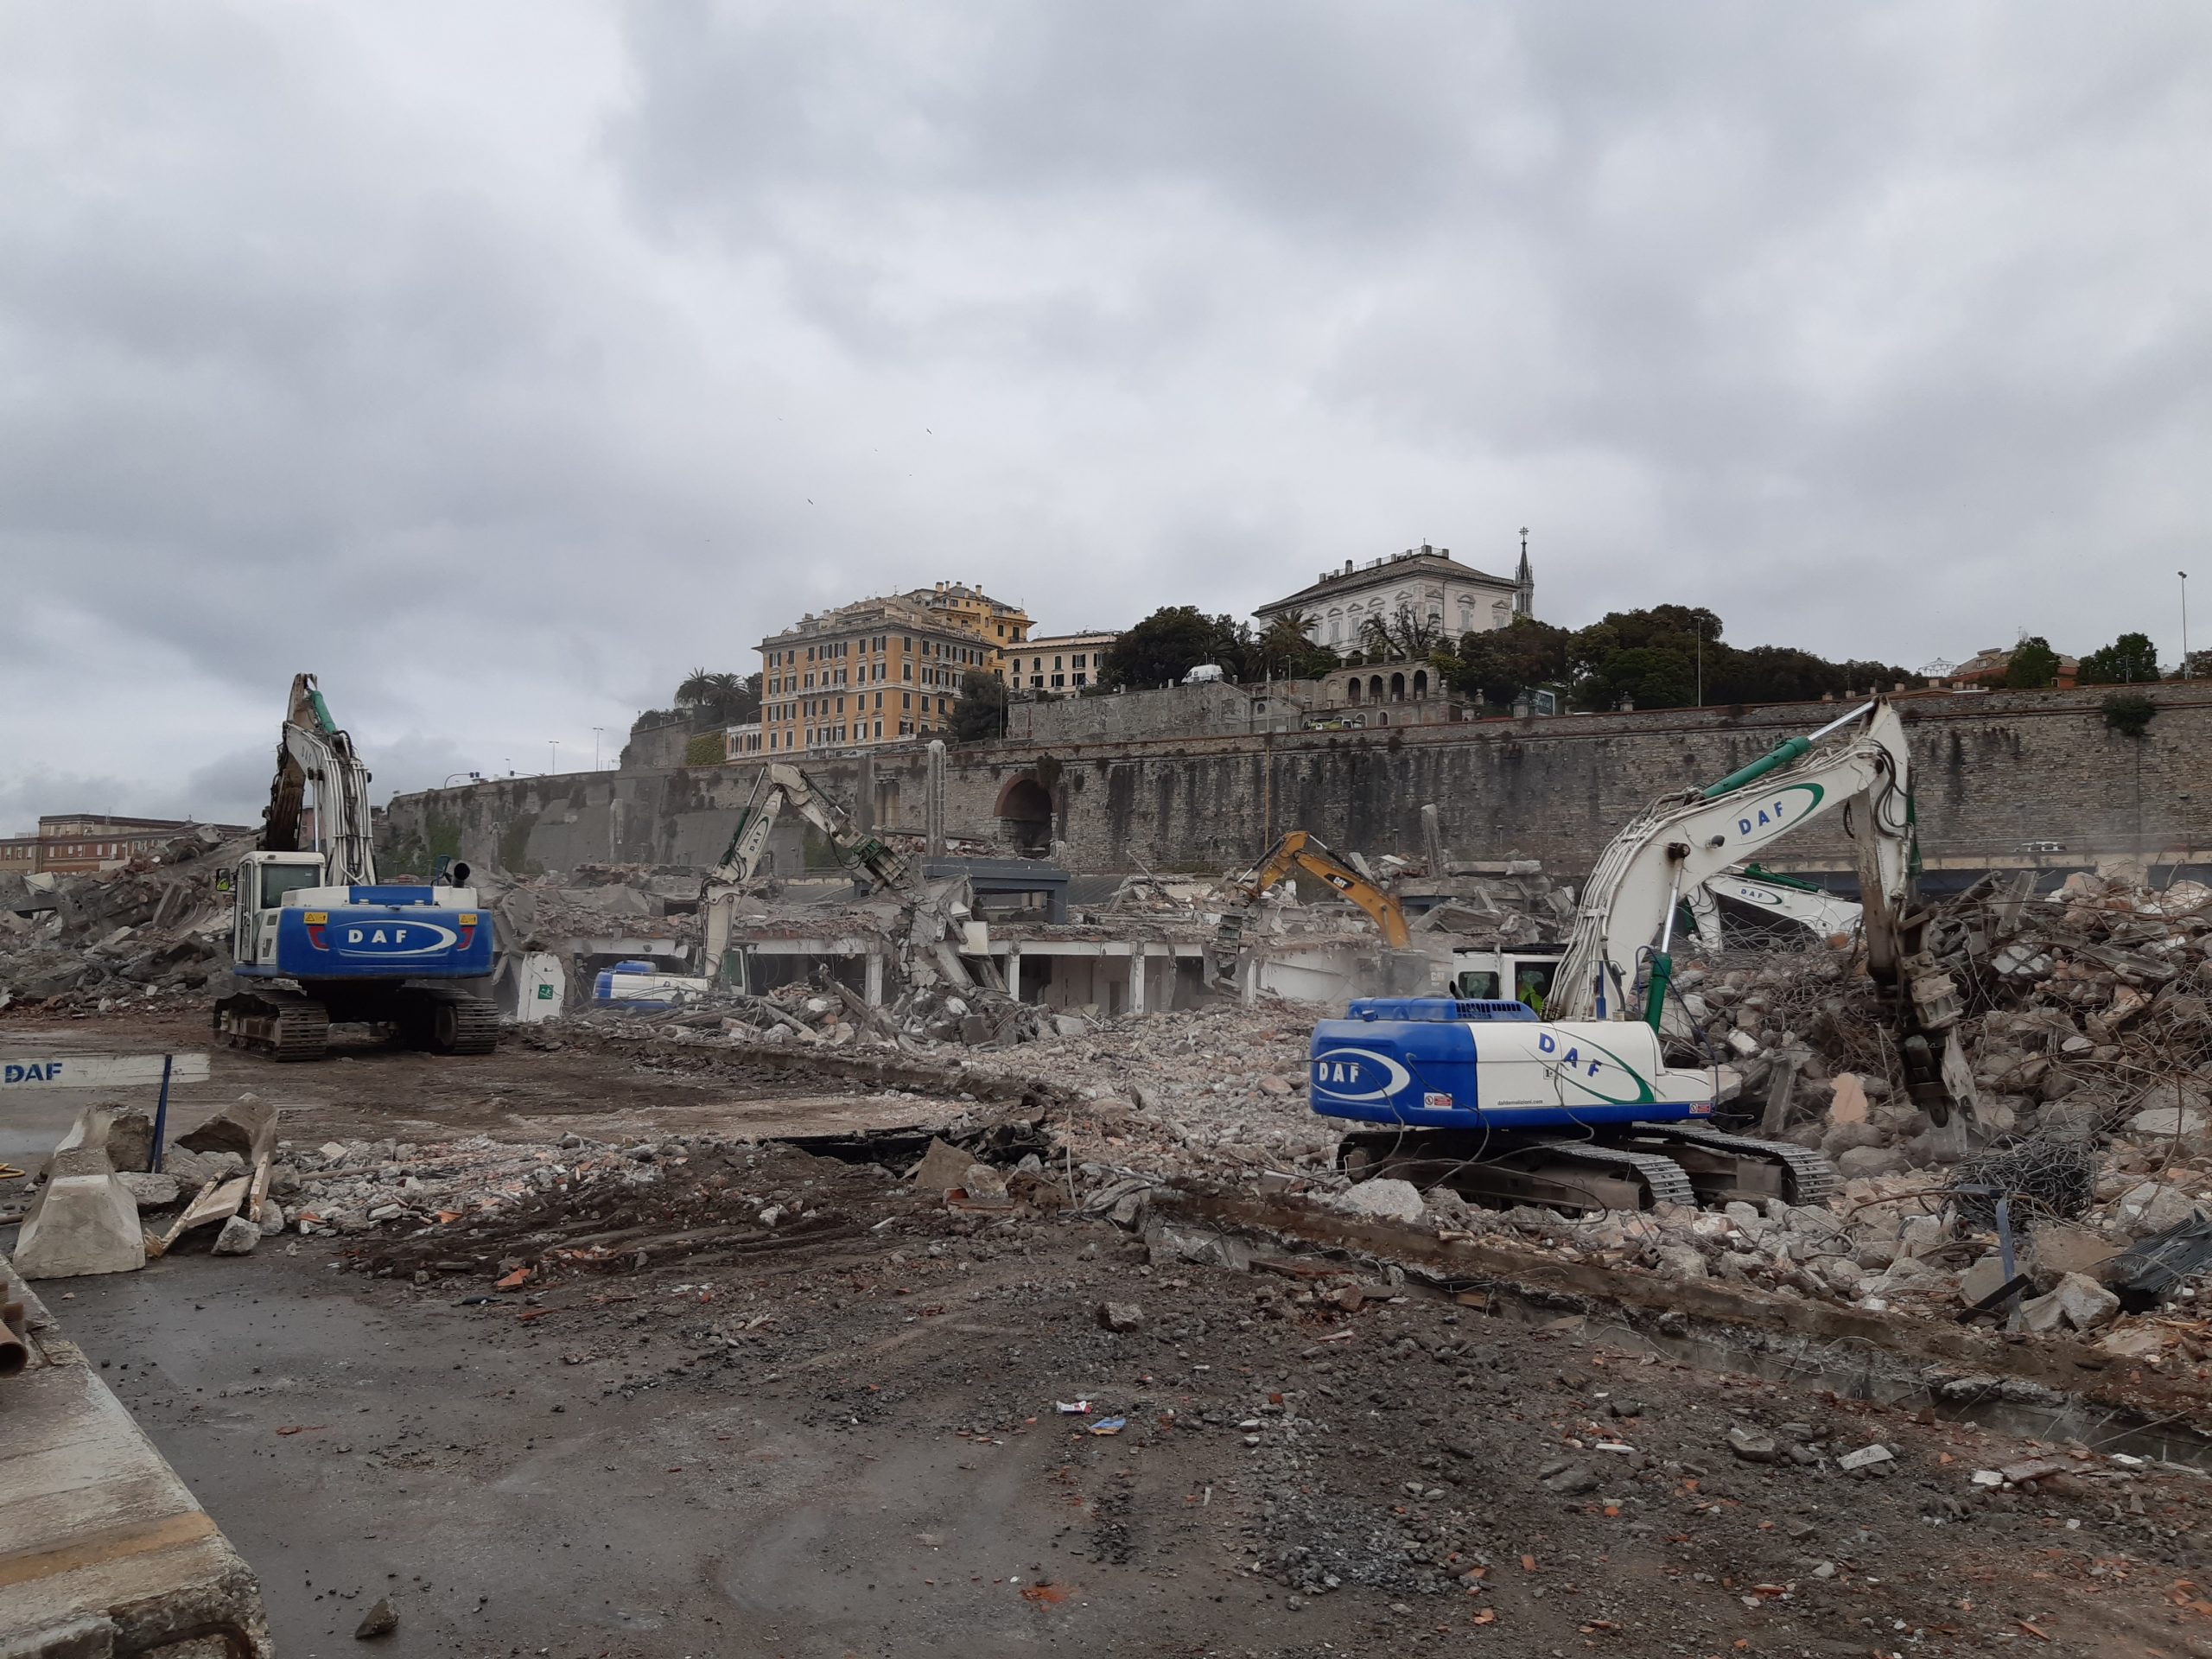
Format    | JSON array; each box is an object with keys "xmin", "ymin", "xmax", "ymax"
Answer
[{"xmin": 0, "ymin": 1301, "xmax": 28, "ymax": 1377}]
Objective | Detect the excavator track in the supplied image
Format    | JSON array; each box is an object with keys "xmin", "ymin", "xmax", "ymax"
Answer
[
  {"xmin": 1506, "ymin": 1141, "xmax": 1700, "ymax": 1211},
  {"xmin": 213, "ymin": 989, "xmax": 331, "ymax": 1062},
  {"xmin": 425, "ymin": 993, "xmax": 499, "ymax": 1056},
  {"xmin": 1340, "ymin": 1130, "xmax": 1699, "ymax": 1213},
  {"xmin": 1628, "ymin": 1124, "xmax": 1840, "ymax": 1207}
]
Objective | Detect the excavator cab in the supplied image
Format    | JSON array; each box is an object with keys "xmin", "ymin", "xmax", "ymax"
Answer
[{"xmin": 1449, "ymin": 947, "xmax": 1560, "ymax": 1015}]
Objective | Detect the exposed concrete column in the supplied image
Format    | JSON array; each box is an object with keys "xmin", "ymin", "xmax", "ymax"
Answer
[
  {"xmin": 864, "ymin": 952, "xmax": 885, "ymax": 1007},
  {"xmin": 1128, "ymin": 946, "xmax": 1147, "ymax": 1014},
  {"xmin": 1006, "ymin": 949, "xmax": 1022, "ymax": 1002},
  {"xmin": 925, "ymin": 740, "xmax": 946, "ymax": 856},
  {"xmin": 855, "ymin": 753, "xmax": 876, "ymax": 833}
]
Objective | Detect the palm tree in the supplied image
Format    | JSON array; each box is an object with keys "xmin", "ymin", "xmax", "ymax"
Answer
[{"xmin": 675, "ymin": 667, "xmax": 717, "ymax": 709}]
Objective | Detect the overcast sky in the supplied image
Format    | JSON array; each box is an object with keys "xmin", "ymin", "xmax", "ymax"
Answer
[{"xmin": 3, "ymin": 3, "xmax": 2208, "ymax": 830}]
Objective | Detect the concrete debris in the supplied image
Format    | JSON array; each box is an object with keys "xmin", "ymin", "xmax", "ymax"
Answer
[
  {"xmin": 1329, "ymin": 1179, "xmax": 1426, "ymax": 1224},
  {"xmin": 1096, "ymin": 1300, "xmax": 1144, "ymax": 1333},
  {"xmin": 11, "ymin": 1147, "xmax": 147, "ymax": 1280},
  {"xmin": 908, "ymin": 1138, "xmax": 978, "ymax": 1193},
  {"xmin": 0, "ymin": 826, "xmax": 245, "ymax": 1010},
  {"xmin": 211, "ymin": 1215, "xmax": 261, "ymax": 1255},
  {"xmin": 176, "ymin": 1093, "xmax": 279, "ymax": 1166}
]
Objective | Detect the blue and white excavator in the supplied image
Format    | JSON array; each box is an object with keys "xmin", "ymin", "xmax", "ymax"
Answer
[
  {"xmin": 1312, "ymin": 699, "xmax": 1962, "ymax": 1211},
  {"xmin": 213, "ymin": 674, "xmax": 496, "ymax": 1060}
]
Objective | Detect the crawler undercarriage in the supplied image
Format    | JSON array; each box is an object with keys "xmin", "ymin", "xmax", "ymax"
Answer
[{"xmin": 1338, "ymin": 1122, "xmax": 1839, "ymax": 1213}]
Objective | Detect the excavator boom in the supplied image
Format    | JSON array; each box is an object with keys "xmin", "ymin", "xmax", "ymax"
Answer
[{"xmin": 1211, "ymin": 830, "xmax": 1409, "ymax": 983}]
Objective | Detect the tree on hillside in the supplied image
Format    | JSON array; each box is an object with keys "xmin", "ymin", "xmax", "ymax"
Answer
[
  {"xmin": 1452, "ymin": 617, "xmax": 1573, "ymax": 708},
  {"xmin": 2005, "ymin": 637, "xmax": 2062, "ymax": 690},
  {"xmin": 672, "ymin": 669, "xmax": 760, "ymax": 726},
  {"xmin": 949, "ymin": 669, "xmax": 1009, "ymax": 742},
  {"xmin": 1099, "ymin": 607, "xmax": 1247, "ymax": 689},
  {"xmin": 1555, "ymin": 606, "xmax": 1915, "ymax": 711},
  {"xmin": 2078, "ymin": 632, "xmax": 2160, "ymax": 684},
  {"xmin": 1252, "ymin": 610, "xmax": 1340, "ymax": 679}
]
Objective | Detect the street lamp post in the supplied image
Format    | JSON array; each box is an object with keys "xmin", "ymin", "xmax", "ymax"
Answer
[
  {"xmin": 549, "ymin": 740, "xmax": 559, "ymax": 773},
  {"xmin": 593, "ymin": 727, "xmax": 605, "ymax": 770},
  {"xmin": 2183, "ymin": 571, "xmax": 2192, "ymax": 681}
]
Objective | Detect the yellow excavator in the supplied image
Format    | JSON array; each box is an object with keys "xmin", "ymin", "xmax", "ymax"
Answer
[{"xmin": 1210, "ymin": 830, "xmax": 1409, "ymax": 985}]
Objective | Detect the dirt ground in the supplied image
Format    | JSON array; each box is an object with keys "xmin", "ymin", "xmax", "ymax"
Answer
[{"xmin": 11, "ymin": 1012, "xmax": 2212, "ymax": 1657}]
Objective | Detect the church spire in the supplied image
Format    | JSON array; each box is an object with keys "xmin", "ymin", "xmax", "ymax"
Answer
[{"xmin": 1515, "ymin": 526, "xmax": 1533, "ymax": 616}]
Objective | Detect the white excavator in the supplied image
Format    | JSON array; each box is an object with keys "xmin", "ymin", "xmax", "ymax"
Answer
[
  {"xmin": 1450, "ymin": 865, "xmax": 1863, "ymax": 1012},
  {"xmin": 1684, "ymin": 864, "xmax": 1862, "ymax": 951},
  {"xmin": 696, "ymin": 762, "xmax": 914, "ymax": 989},
  {"xmin": 1313, "ymin": 698, "xmax": 1964, "ymax": 1211}
]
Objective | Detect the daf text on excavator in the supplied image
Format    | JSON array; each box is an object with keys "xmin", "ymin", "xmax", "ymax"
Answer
[
  {"xmin": 213, "ymin": 674, "xmax": 496, "ymax": 1060},
  {"xmin": 1311, "ymin": 698, "xmax": 1963, "ymax": 1212}
]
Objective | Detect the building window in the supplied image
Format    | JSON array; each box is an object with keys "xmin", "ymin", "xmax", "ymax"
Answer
[
  {"xmin": 1072, "ymin": 672, "xmax": 1087, "ymax": 687},
  {"xmin": 1051, "ymin": 674, "xmax": 1064, "ymax": 688}
]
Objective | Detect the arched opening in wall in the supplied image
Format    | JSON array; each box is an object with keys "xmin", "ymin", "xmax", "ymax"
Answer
[
  {"xmin": 1367, "ymin": 674, "xmax": 1383, "ymax": 702},
  {"xmin": 1376, "ymin": 710, "xmax": 1389, "ymax": 726},
  {"xmin": 1390, "ymin": 672, "xmax": 1406, "ymax": 702},
  {"xmin": 1412, "ymin": 669, "xmax": 1428, "ymax": 698},
  {"xmin": 994, "ymin": 775, "xmax": 1054, "ymax": 856},
  {"xmin": 1345, "ymin": 678, "xmax": 1362, "ymax": 705}
]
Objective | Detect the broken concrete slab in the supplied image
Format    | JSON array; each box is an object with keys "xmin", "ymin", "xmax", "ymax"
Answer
[
  {"xmin": 105, "ymin": 1109, "xmax": 156, "ymax": 1173},
  {"xmin": 211, "ymin": 1216, "xmax": 260, "ymax": 1256},
  {"xmin": 2114, "ymin": 1182, "xmax": 2202, "ymax": 1239},
  {"xmin": 1096, "ymin": 1301, "xmax": 1143, "ymax": 1333},
  {"xmin": 177, "ymin": 1094, "xmax": 279, "ymax": 1167},
  {"xmin": 1330, "ymin": 1178, "xmax": 1425, "ymax": 1224},
  {"xmin": 1956, "ymin": 1255, "xmax": 2010, "ymax": 1306},
  {"xmin": 2050, "ymin": 1271, "xmax": 2120, "ymax": 1332},
  {"xmin": 2027, "ymin": 1225, "xmax": 2117, "ymax": 1285},
  {"xmin": 13, "ymin": 1149, "xmax": 147, "ymax": 1281},
  {"xmin": 116, "ymin": 1172, "xmax": 182, "ymax": 1210},
  {"xmin": 907, "ymin": 1137, "xmax": 976, "ymax": 1193},
  {"xmin": 957, "ymin": 1162, "xmax": 1008, "ymax": 1201},
  {"xmin": 149, "ymin": 1175, "xmax": 251, "ymax": 1257}
]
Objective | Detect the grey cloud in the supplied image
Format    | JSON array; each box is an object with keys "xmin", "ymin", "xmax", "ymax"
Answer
[{"xmin": 3, "ymin": 2, "xmax": 2210, "ymax": 832}]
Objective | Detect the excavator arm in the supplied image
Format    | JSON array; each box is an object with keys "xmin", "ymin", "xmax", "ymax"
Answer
[
  {"xmin": 260, "ymin": 672, "xmax": 377, "ymax": 887},
  {"xmin": 1211, "ymin": 830, "xmax": 1409, "ymax": 983},
  {"xmin": 1686, "ymin": 865, "xmax": 1864, "ymax": 952},
  {"xmin": 1551, "ymin": 700, "xmax": 1916, "ymax": 1024},
  {"xmin": 701, "ymin": 763, "xmax": 913, "ymax": 982}
]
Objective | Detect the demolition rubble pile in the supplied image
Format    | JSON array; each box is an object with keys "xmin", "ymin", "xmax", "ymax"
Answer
[
  {"xmin": 1403, "ymin": 861, "xmax": 1580, "ymax": 947},
  {"xmin": 477, "ymin": 862, "xmax": 701, "ymax": 953},
  {"xmin": 0, "ymin": 830, "xmax": 245, "ymax": 1013}
]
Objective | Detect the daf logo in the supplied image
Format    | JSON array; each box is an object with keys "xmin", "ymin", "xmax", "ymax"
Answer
[
  {"xmin": 339, "ymin": 922, "xmax": 459, "ymax": 957},
  {"xmin": 1311, "ymin": 1046, "xmax": 1411, "ymax": 1103},
  {"xmin": 1733, "ymin": 783, "xmax": 1824, "ymax": 841}
]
